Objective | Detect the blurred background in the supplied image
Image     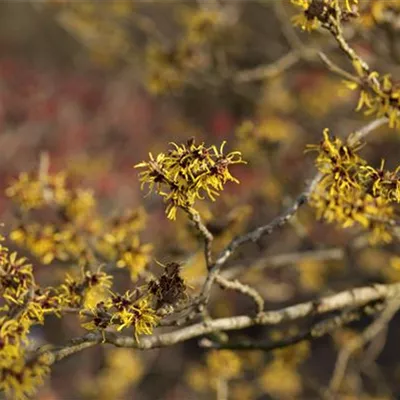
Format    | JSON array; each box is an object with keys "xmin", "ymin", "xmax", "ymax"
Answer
[{"xmin": 1, "ymin": 1, "xmax": 400, "ymax": 399}]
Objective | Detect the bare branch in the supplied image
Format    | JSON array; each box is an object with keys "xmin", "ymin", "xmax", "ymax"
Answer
[
  {"xmin": 34, "ymin": 281, "xmax": 400, "ymax": 363},
  {"xmin": 235, "ymin": 50, "xmax": 301, "ymax": 83},
  {"xmin": 43, "ymin": 335, "xmax": 100, "ymax": 365},
  {"xmin": 273, "ymin": 0, "xmax": 304, "ymax": 51},
  {"xmin": 199, "ymin": 301, "xmax": 384, "ymax": 352}
]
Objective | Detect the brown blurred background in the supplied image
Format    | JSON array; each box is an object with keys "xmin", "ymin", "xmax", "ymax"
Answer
[{"xmin": 1, "ymin": 1, "xmax": 400, "ymax": 399}]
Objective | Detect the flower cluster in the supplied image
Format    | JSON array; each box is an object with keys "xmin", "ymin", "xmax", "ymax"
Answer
[
  {"xmin": 10, "ymin": 224, "xmax": 88, "ymax": 265},
  {"xmin": 79, "ymin": 348, "xmax": 144, "ymax": 400},
  {"xmin": 42, "ymin": 1, "xmax": 134, "ymax": 66},
  {"xmin": 0, "ymin": 238, "xmax": 39, "ymax": 399},
  {"xmin": 1, "ymin": 233, "xmax": 113, "ymax": 323},
  {"xmin": 1, "ymin": 163, "xmax": 169, "ymax": 398},
  {"xmin": 186, "ymin": 350, "xmax": 242, "ymax": 395},
  {"xmin": 291, "ymin": 0, "xmax": 358, "ymax": 31},
  {"xmin": 59, "ymin": 268, "xmax": 113, "ymax": 309},
  {"xmin": 145, "ymin": 9, "xmax": 225, "ymax": 94},
  {"xmin": 95, "ymin": 209, "xmax": 152, "ymax": 281},
  {"xmin": 0, "ymin": 235, "xmax": 53, "ymax": 398},
  {"xmin": 0, "ymin": 220, "xmax": 160, "ymax": 399},
  {"xmin": 1, "ymin": 353, "xmax": 52, "ymax": 400},
  {"xmin": 82, "ymin": 261, "xmax": 190, "ymax": 337},
  {"xmin": 259, "ymin": 339, "xmax": 309, "ymax": 397},
  {"xmin": 206, "ymin": 350, "xmax": 242, "ymax": 382},
  {"xmin": 7, "ymin": 168, "xmax": 152, "ymax": 281},
  {"xmin": 135, "ymin": 139, "xmax": 245, "ymax": 220},
  {"xmin": 358, "ymin": 0, "xmax": 400, "ymax": 29},
  {"xmin": 291, "ymin": 0, "xmax": 400, "ymax": 129},
  {"xmin": 6, "ymin": 171, "xmax": 69, "ymax": 211},
  {"xmin": 236, "ymin": 118, "xmax": 297, "ymax": 147},
  {"xmin": 346, "ymin": 65, "xmax": 400, "ymax": 128},
  {"xmin": 307, "ymin": 129, "xmax": 400, "ymax": 243},
  {"xmin": 82, "ymin": 291, "xmax": 159, "ymax": 341}
]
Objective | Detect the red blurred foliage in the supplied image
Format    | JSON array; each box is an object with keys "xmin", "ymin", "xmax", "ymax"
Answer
[
  {"xmin": 209, "ymin": 108, "xmax": 236, "ymax": 138},
  {"xmin": 0, "ymin": 58, "xmax": 173, "ymax": 215}
]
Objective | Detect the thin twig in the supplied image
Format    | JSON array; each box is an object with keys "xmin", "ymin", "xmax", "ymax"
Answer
[
  {"xmin": 215, "ymin": 274, "xmax": 264, "ymax": 314},
  {"xmin": 274, "ymin": 0, "xmax": 304, "ymax": 51},
  {"xmin": 347, "ymin": 117, "xmax": 388, "ymax": 146},
  {"xmin": 319, "ymin": 52, "xmax": 360, "ymax": 83},
  {"xmin": 323, "ymin": 13, "xmax": 382, "ymax": 93},
  {"xmin": 187, "ymin": 208, "xmax": 214, "ymax": 268},
  {"xmin": 234, "ymin": 37, "xmax": 345, "ymax": 84},
  {"xmin": 235, "ymin": 50, "xmax": 301, "ymax": 83},
  {"xmin": 222, "ymin": 247, "xmax": 344, "ymax": 280}
]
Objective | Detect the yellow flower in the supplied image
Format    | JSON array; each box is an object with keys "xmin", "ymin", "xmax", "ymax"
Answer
[
  {"xmin": 206, "ymin": 350, "xmax": 242, "ymax": 381},
  {"xmin": 130, "ymin": 297, "xmax": 159, "ymax": 340},
  {"xmin": 259, "ymin": 360, "xmax": 303, "ymax": 397},
  {"xmin": 84, "ymin": 285, "xmax": 109, "ymax": 309},
  {"xmin": 65, "ymin": 188, "xmax": 96, "ymax": 222},
  {"xmin": 180, "ymin": 8, "xmax": 221, "ymax": 45},
  {"xmin": 80, "ymin": 348, "xmax": 144, "ymax": 400},
  {"xmin": 185, "ymin": 365, "xmax": 209, "ymax": 392},
  {"xmin": 108, "ymin": 293, "xmax": 159, "ymax": 341},
  {"xmin": 307, "ymin": 129, "xmax": 399, "ymax": 244},
  {"xmin": 0, "ymin": 353, "xmax": 51, "ymax": 400},
  {"xmin": 6, "ymin": 171, "xmax": 68, "ymax": 211},
  {"xmin": 135, "ymin": 139, "xmax": 245, "ymax": 219},
  {"xmin": 291, "ymin": 12, "xmax": 320, "ymax": 31},
  {"xmin": 115, "ymin": 236, "xmax": 153, "ymax": 281}
]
